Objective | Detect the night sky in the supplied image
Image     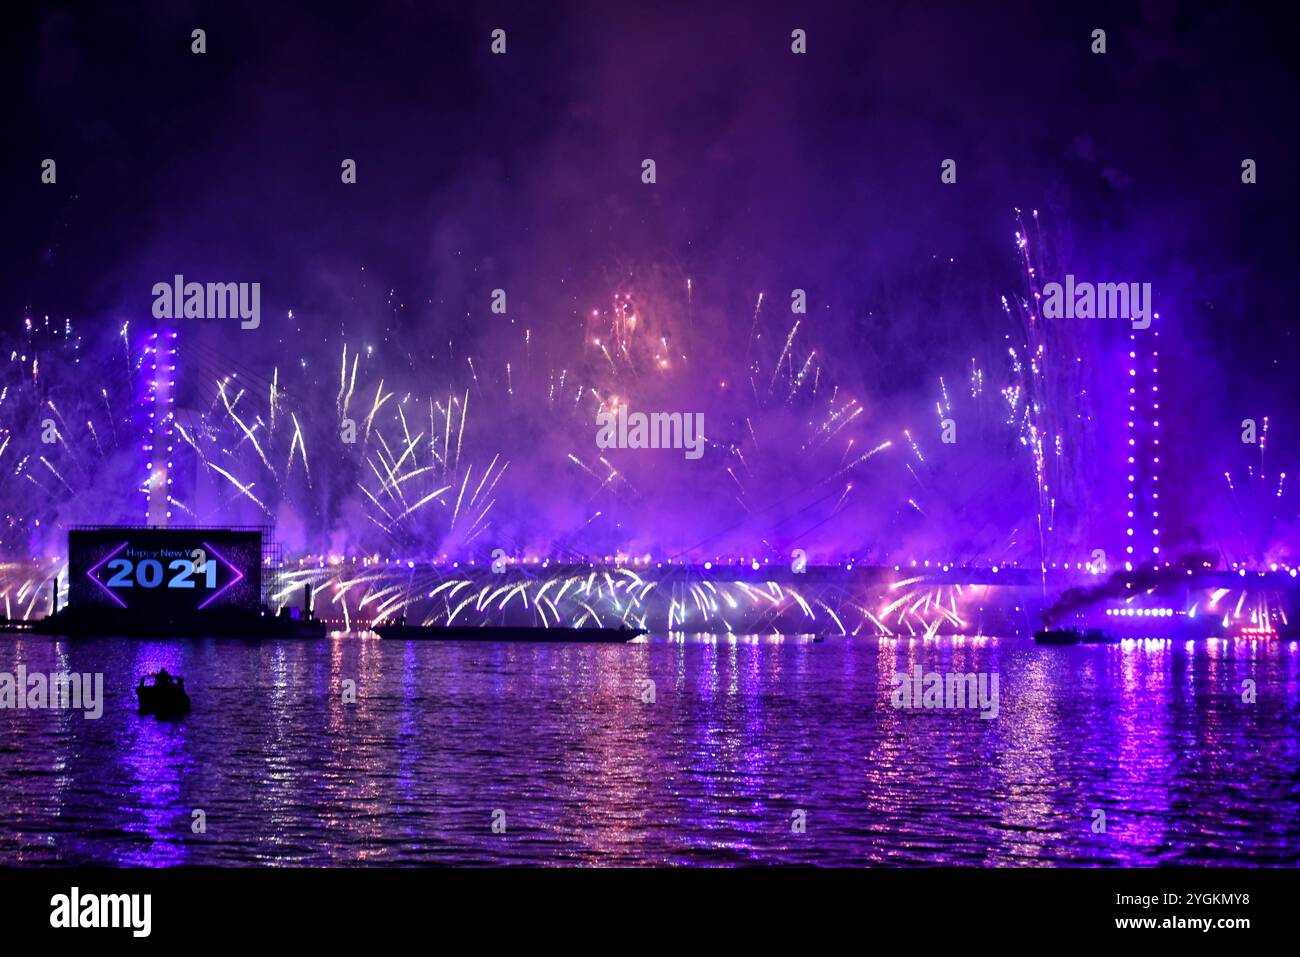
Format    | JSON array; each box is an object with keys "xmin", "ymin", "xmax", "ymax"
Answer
[{"xmin": 2, "ymin": 0, "xmax": 1298, "ymax": 563}]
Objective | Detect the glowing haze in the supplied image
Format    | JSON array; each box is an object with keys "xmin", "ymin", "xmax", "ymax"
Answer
[{"xmin": 2, "ymin": 2, "xmax": 1298, "ymax": 576}]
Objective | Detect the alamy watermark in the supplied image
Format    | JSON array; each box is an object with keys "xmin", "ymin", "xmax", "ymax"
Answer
[
  {"xmin": 152, "ymin": 274, "xmax": 260, "ymax": 329},
  {"xmin": 50, "ymin": 887, "xmax": 151, "ymax": 937},
  {"xmin": 596, "ymin": 407, "xmax": 705, "ymax": 460},
  {"xmin": 0, "ymin": 667, "xmax": 104, "ymax": 719},
  {"xmin": 1041, "ymin": 275, "xmax": 1152, "ymax": 330},
  {"xmin": 890, "ymin": 665, "xmax": 999, "ymax": 719}
]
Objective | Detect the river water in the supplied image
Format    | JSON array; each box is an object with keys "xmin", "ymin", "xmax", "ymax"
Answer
[{"xmin": 1, "ymin": 633, "xmax": 1296, "ymax": 865}]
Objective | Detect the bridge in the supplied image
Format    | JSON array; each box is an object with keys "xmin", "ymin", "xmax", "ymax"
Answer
[{"xmin": 302, "ymin": 557, "xmax": 1300, "ymax": 590}]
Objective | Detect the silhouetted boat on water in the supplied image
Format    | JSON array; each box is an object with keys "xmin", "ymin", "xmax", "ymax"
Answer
[
  {"xmin": 1034, "ymin": 626, "xmax": 1114, "ymax": 645},
  {"xmin": 136, "ymin": 670, "xmax": 191, "ymax": 718},
  {"xmin": 27, "ymin": 608, "xmax": 326, "ymax": 639},
  {"xmin": 374, "ymin": 621, "xmax": 645, "ymax": 642},
  {"xmin": 10, "ymin": 582, "xmax": 326, "ymax": 639}
]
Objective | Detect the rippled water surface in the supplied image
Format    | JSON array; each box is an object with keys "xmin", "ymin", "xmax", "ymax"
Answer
[{"xmin": 1, "ymin": 634, "xmax": 1297, "ymax": 865}]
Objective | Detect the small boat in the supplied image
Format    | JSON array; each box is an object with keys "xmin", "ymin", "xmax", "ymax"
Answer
[
  {"xmin": 374, "ymin": 622, "xmax": 645, "ymax": 643},
  {"xmin": 136, "ymin": 670, "xmax": 191, "ymax": 718}
]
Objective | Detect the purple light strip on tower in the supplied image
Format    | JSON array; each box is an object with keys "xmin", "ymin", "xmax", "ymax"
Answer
[
  {"xmin": 86, "ymin": 541, "xmax": 130, "ymax": 608},
  {"xmin": 197, "ymin": 541, "xmax": 246, "ymax": 610}
]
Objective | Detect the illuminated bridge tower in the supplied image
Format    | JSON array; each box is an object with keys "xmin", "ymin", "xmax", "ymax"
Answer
[
  {"xmin": 144, "ymin": 330, "xmax": 178, "ymax": 526},
  {"xmin": 1123, "ymin": 318, "xmax": 1162, "ymax": 572}
]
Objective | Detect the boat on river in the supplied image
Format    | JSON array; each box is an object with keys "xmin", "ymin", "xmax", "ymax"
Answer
[{"xmin": 375, "ymin": 622, "xmax": 645, "ymax": 642}]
